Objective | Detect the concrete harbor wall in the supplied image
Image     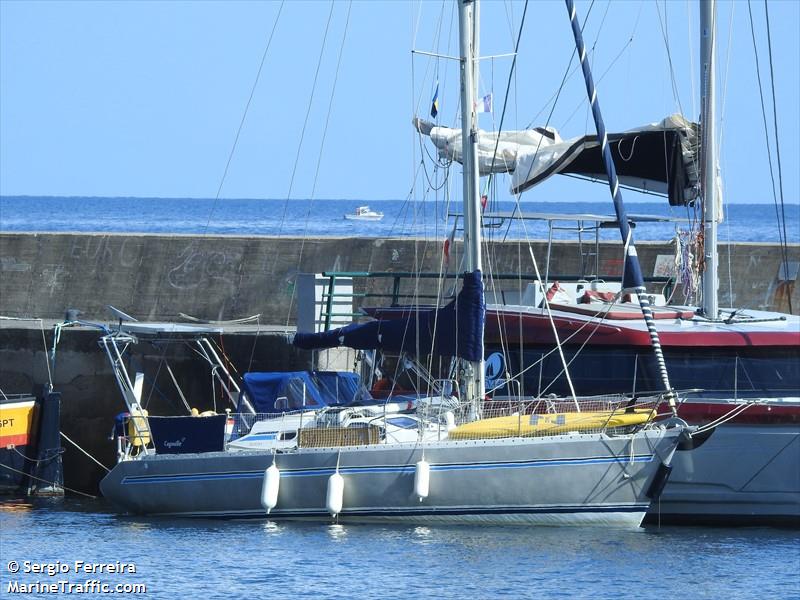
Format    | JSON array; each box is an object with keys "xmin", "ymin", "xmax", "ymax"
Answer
[{"xmin": 1, "ymin": 232, "xmax": 797, "ymax": 321}]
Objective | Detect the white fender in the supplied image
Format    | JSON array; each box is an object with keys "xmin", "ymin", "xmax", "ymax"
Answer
[
  {"xmin": 326, "ymin": 472, "xmax": 344, "ymax": 517},
  {"xmin": 414, "ymin": 460, "xmax": 430, "ymax": 501},
  {"xmin": 261, "ymin": 463, "xmax": 280, "ymax": 514}
]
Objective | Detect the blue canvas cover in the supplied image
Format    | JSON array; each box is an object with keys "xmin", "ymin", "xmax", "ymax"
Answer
[
  {"xmin": 148, "ymin": 415, "xmax": 226, "ymax": 454},
  {"xmin": 314, "ymin": 371, "xmax": 367, "ymax": 405},
  {"xmin": 293, "ymin": 270, "xmax": 485, "ymax": 362},
  {"xmin": 240, "ymin": 371, "xmax": 326, "ymax": 413}
]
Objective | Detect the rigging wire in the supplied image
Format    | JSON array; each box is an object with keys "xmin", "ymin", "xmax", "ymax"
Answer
[
  {"xmin": 654, "ymin": 0, "xmax": 687, "ymax": 118},
  {"xmin": 560, "ymin": 5, "xmax": 642, "ymax": 130},
  {"xmin": 285, "ymin": 1, "xmax": 354, "ymax": 329},
  {"xmin": 411, "ymin": 0, "xmax": 456, "ymax": 387},
  {"xmin": 559, "ymin": 14, "xmax": 643, "ymax": 131},
  {"xmin": 747, "ymin": 0, "xmax": 793, "ymax": 314},
  {"xmin": 716, "ymin": 2, "xmax": 736, "ymax": 308},
  {"xmin": 500, "ymin": 0, "xmax": 599, "ymax": 245},
  {"xmin": 763, "ymin": 0, "xmax": 793, "ymax": 314},
  {"xmin": 716, "ymin": 3, "xmax": 735, "ymax": 155},
  {"xmin": 483, "ymin": 1, "xmax": 606, "ymax": 395},
  {"xmin": 0, "ymin": 317, "xmax": 54, "ymax": 390},
  {"xmin": 273, "ymin": 1, "xmax": 336, "ymax": 244},
  {"xmin": 484, "ymin": 0, "xmax": 531, "ymax": 178},
  {"xmin": 203, "ymin": 1, "xmax": 285, "ymax": 236},
  {"xmin": 657, "ymin": 1, "xmax": 702, "ymax": 304},
  {"xmin": 685, "ymin": 0, "xmax": 697, "ymax": 122},
  {"xmin": 195, "ymin": 2, "xmax": 284, "ymax": 372},
  {"xmin": 524, "ymin": 0, "xmax": 597, "ymax": 130},
  {"xmin": 473, "ymin": 0, "xmax": 532, "ymax": 393},
  {"xmin": 506, "ymin": 0, "xmax": 525, "ymax": 391},
  {"xmin": 581, "ymin": 0, "xmax": 612, "ymax": 136}
]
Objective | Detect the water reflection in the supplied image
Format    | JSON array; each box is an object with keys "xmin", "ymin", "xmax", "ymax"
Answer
[
  {"xmin": 0, "ymin": 498, "xmax": 34, "ymax": 513},
  {"xmin": 412, "ymin": 525, "xmax": 432, "ymax": 543},
  {"xmin": 117, "ymin": 517, "xmax": 155, "ymax": 533},
  {"xmin": 261, "ymin": 520, "xmax": 283, "ymax": 535},
  {"xmin": 327, "ymin": 523, "xmax": 348, "ymax": 541}
]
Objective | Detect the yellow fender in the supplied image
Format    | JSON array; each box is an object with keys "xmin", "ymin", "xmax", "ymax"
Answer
[{"xmin": 127, "ymin": 407, "xmax": 151, "ymax": 447}]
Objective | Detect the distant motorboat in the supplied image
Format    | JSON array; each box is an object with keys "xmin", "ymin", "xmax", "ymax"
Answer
[{"xmin": 344, "ymin": 205, "xmax": 384, "ymax": 221}]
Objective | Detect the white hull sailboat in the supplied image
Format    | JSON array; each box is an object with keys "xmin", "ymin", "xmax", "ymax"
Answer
[
  {"xmin": 101, "ymin": 429, "xmax": 682, "ymax": 525},
  {"xmin": 100, "ymin": 0, "xmax": 689, "ymax": 525}
]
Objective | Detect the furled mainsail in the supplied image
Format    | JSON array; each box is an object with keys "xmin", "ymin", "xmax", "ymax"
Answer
[
  {"xmin": 414, "ymin": 114, "xmax": 700, "ymax": 206},
  {"xmin": 293, "ymin": 270, "xmax": 484, "ymax": 362}
]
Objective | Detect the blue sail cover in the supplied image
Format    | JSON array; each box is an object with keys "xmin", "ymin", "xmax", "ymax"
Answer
[
  {"xmin": 238, "ymin": 371, "xmax": 368, "ymax": 414},
  {"xmin": 240, "ymin": 371, "xmax": 326, "ymax": 413},
  {"xmin": 293, "ymin": 270, "xmax": 485, "ymax": 362},
  {"xmin": 314, "ymin": 371, "xmax": 364, "ymax": 405}
]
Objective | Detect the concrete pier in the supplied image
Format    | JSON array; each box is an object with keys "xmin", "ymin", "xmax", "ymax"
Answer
[{"xmin": 1, "ymin": 232, "xmax": 797, "ymax": 321}]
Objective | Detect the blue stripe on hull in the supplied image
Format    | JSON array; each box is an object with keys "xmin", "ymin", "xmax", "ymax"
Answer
[
  {"xmin": 144, "ymin": 502, "xmax": 649, "ymax": 519},
  {"xmin": 121, "ymin": 454, "xmax": 654, "ymax": 486}
]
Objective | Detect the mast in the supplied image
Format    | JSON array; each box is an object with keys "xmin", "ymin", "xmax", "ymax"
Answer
[
  {"xmin": 565, "ymin": 0, "xmax": 676, "ymax": 412},
  {"xmin": 700, "ymin": 0, "xmax": 719, "ymax": 318},
  {"xmin": 472, "ymin": 0, "xmax": 480, "ymax": 102},
  {"xmin": 458, "ymin": 0, "xmax": 485, "ymax": 404}
]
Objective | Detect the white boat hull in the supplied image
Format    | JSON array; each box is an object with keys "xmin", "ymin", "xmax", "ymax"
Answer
[
  {"xmin": 101, "ymin": 428, "xmax": 682, "ymax": 526},
  {"xmin": 344, "ymin": 214, "xmax": 383, "ymax": 221}
]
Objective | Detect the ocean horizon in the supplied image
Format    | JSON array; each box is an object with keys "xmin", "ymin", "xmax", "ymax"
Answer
[{"xmin": 1, "ymin": 195, "xmax": 798, "ymax": 243}]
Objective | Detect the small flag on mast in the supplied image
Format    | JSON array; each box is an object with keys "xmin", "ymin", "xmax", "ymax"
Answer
[
  {"xmin": 430, "ymin": 81, "xmax": 440, "ymax": 119},
  {"xmin": 476, "ymin": 92, "xmax": 493, "ymax": 113}
]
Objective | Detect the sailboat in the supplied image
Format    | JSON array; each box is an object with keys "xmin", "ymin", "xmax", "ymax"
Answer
[
  {"xmin": 100, "ymin": 0, "xmax": 687, "ymax": 525},
  {"xmin": 401, "ymin": 0, "xmax": 799, "ymax": 525}
]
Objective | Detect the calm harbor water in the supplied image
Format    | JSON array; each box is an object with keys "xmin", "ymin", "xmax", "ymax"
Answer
[
  {"xmin": 1, "ymin": 196, "xmax": 798, "ymax": 243},
  {"xmin": 1, "ymin": 498, "xmax": 798, "ymax": 599}
]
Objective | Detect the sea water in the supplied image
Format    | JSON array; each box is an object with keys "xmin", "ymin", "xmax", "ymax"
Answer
[
  {"xmin": 1, "ymin": 196, "xmax": 798, "ymax": 243},
  {"xmin": 1, "ymin": 498, "xmax": 798, "ymax": 599}
]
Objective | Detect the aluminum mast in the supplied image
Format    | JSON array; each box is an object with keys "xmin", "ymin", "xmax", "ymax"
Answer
[
  {"xmin": 458, "ymin": 0, "xmax": 485, "ymax": 404},
  {"xmin": 700, "ymin": 0, "xmax": 719, "ymax": 318}
]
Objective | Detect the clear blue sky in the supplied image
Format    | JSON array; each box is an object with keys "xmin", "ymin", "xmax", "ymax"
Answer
[{"xmin": 1, "ymin": 0, "xmax": 798, "ymax": 208}]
